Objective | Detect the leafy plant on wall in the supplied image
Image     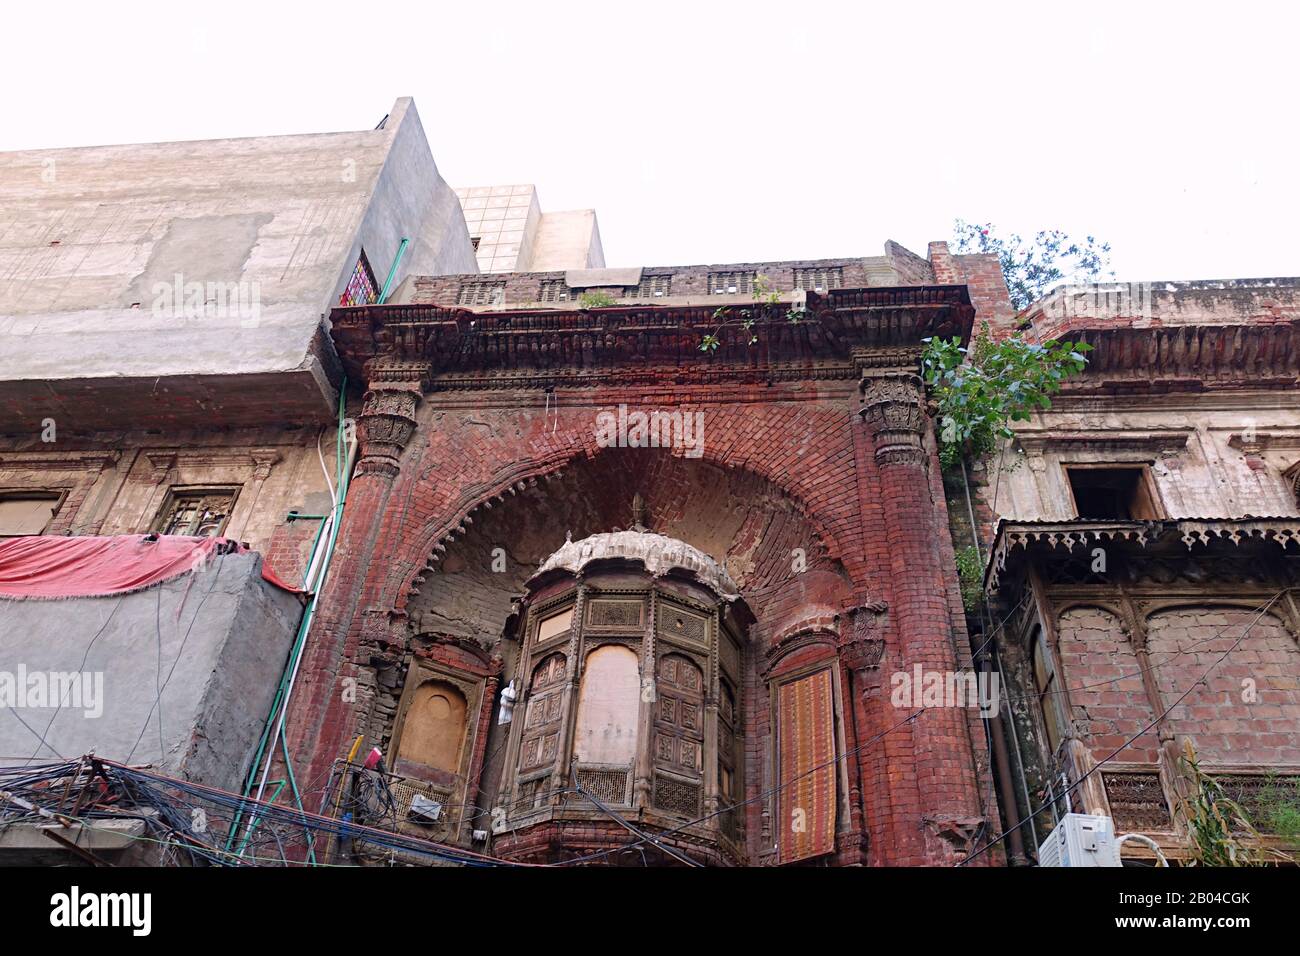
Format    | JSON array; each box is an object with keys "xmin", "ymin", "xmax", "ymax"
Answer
[
  {"xmin": 922, "ymin": 324, "xmax": 1091, "ymax": 470},
  {"xmin": 699, "ymin": 273, "xmax": 807, "ymax": 352}
]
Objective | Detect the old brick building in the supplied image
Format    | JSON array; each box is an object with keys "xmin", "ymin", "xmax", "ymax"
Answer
[
  {"xmin": 283, "ymin": 247, "xmax": 1010, "ymax": 866},
  {"xmin": 5, "ymin": 98, "xmax": 1297, "ymax": 868},
  {"xmin": 968, "ymin": 279, "xmax": 1300, "ymax": 864}
]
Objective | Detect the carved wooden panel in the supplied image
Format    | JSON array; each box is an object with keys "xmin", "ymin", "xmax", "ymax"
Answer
[
  {"xmin": 587, "ymin": 598, "xmax": 644, "ymax": 629},
  {"xmin": 719, "ymin": 630, "xmax": 740, "ymax": 680},
  {"xmin": 1103, "ymin": 770, "xmax": 1171, "ymax": 833},
  {"xmin": 657, "ymin": 604, "xmax": 708, "ymax": 646},
  {"xmin": 718, "ymin": 679, "xmax": 740, "ymax": 839},
  {"xmin": 654, "ymin": 654, "xmax": 704, "ymax": 784},
  {"xmin": 520, "ymin": 653, "xmax": 566, "ymax": 771}
]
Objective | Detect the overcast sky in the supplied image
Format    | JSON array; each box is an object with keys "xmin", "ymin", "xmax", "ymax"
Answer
[{"xmin": 4, "ymin": 0, "xmax": 1294, "ymax": 282}]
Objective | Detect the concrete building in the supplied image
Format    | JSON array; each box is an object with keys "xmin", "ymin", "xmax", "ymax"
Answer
[
  {"xmin": 456, "ymin": 184, "xmax": 604, "ymax": 274},
  {"xmin": 0, "ymin": 100, "xmax": 602, "ymax": 866}
]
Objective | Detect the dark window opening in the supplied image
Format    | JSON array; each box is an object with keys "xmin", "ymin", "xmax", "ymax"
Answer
[{"xmin": 1066, "ymin": 466, "xmax": 1162, "ymax": 520}]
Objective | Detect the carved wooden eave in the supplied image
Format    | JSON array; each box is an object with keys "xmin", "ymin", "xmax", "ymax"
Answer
[
  {"xmin": 328, "ymin": 285, "xmax": 975, "ymax": 390},
  {"xmin": 984, "ymin": 517, "xmax": 1300, "ymax": 594},
  {"xmin": 1054, "ymin": 319, "xmax": 1300, "ymax": 393}
]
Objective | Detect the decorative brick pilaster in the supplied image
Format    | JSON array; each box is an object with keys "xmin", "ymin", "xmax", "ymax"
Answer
[
  {"xmin": 286, "ymin": 371, "xmax": 425, "ymax": 802},
  {"xmin": 857, "ymin": 368, "xmax": 986, "ymax": 864},
  {"xmin": 860, "ymin": 372, "xmax": 928, "ymax": 467}
]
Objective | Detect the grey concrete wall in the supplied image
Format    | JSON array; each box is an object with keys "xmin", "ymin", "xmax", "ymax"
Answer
[
  {"xmin": 0, "ymin": 97, "xmax": 476, "ymax": 420},
  {"xmin": 344, "ymin": 98, "xmax": 479, "ymax": 302},
  {"xmin": 530, "ymin": 209, "xmax": 605, "ymax": 271},
  {"xmin": 0, "ymin": 550, "xmax": 300, "ymax": 795}
]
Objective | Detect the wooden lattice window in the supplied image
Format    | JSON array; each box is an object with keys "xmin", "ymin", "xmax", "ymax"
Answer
[
  {"xmin": 654, "ymin": 654, "xmax": 704, "ymax": 797},
  {"xmin": 708, "ymin": 271, "xmax": 756, "ymax": 295},
  {"xmin": 338, "ymin": 250, "xmax": 379, "ymax": 306},
  {"xmin": 538, "ymin": 279, "xmax": 580, "ymax": 303},
  {"xmin": 793, "ymin": 266, "xmax": 843, "ymax": 292},
  {"xmin": 519, "ymin": 654, "xmax": 567, "ymax": 771},
  {"xmin": 152, "ymin": 488, "xmax": 238, "ymax": 537},
  {"xmin": 625, "ymin": 275, "xmax": 672, "ymax": 298},
  {"xmin": 457, "ymin": 280, "xmax": 506, "ymax": 306}
]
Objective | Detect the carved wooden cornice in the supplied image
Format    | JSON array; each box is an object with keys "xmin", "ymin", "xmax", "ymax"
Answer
[
  {"xmin": 329, "ymin": 286, "xmax": 975, "ymax": 392},
  {"xmin": 1057, "ymin": 320, "xmax": 1300, "ymax": 392},
  {"xmin": 986, "ymin": 517, "xmax": 1300, "ymax": 593}
]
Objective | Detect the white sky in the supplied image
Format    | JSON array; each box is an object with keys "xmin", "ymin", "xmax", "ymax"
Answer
[{"xmin": 4, "ymin": 0, "xmax": 1295, "ymax": 281}]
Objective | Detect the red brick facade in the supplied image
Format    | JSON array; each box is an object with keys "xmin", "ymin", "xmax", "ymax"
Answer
[{"xmin": 284, "ymin": 267, "xmax": 1004, "ymax": 865}]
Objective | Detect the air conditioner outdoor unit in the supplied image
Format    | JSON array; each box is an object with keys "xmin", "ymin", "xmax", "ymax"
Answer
[
  {"xmin": 408, "ymin": 794, "xmax": 444, "ymax": 824},
  {"xmin": 1037, "ymin": 813, "xmax": 1121, "ymax": 867}
]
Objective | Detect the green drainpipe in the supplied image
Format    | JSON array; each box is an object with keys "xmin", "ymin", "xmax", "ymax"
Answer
[{"xmin": 378, "ymin": 238, "xmax": 409, "ymax": 304}]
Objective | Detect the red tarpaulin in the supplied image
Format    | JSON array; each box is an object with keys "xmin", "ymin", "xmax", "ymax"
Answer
[{"xmin": 0, "ymin": 535, "xmax": 303, "ymax": 600}]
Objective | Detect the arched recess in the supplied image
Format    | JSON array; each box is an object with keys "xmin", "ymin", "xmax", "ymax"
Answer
[
  {"xmin": 402, "ymin": 448, "xmax": 854, "ymax": 651},
  {"xmin": 1145, "ymin": 603, "xmax": 1300, "ymax": 765},
  {"xmin": 396, "ymin": 679, "xmax": 468, "ymax": 773}
]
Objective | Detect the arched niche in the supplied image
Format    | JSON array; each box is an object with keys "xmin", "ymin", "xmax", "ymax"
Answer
[{"xmin": 396, "ymin": 679, "xmax": 468, "ymax": 774}]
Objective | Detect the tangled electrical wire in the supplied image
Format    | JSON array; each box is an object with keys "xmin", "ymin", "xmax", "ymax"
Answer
[{"xmin": 0, "ymin": 756, "xmax": 528, "ymax": 867}]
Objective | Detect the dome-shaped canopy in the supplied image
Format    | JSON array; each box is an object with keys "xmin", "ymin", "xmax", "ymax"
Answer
[{"xmin": 531, "ymin": 529, "xmax": 739, "ymax": 599}]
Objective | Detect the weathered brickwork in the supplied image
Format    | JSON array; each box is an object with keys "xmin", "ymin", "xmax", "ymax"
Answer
[
  {"xmin": 1147, "ymin": 607, "xmax": 1300, "ymax": 766},
  {"xmin": 973, "ymin": 277, "xmax": 1300, "ymax": 861},
  {"xmin": 285, "ymin": 269, "xmax": 1005, "ymax": 866},
  {"xmin": 1055, "ymin": 607, "xmax": 1159, "ymax": 765}
]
